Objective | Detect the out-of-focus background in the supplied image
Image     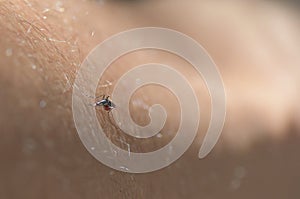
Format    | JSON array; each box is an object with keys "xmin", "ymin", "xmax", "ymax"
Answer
[{"xmin": 0, "ymin": 0, "xmax": 300, "ymax": 198}]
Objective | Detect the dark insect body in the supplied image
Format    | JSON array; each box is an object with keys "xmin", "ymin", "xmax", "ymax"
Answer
[{"xmin": 94, "ymin": 95, "xmax": 116, "ymax": 112}]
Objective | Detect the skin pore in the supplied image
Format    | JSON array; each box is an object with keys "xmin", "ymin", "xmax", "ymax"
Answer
[{"xmin": 1, "ymin": 0, "xmax": 300, "ymax": 198}]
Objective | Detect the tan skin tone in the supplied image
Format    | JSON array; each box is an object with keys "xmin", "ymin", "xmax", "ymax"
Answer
[{"xmin": 1, "ymin": 0, "xmax": 300, "ymax": 198}]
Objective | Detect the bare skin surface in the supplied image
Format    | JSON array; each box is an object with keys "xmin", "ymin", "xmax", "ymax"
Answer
[{"xmin": 1, "ymin": 0, "xmax": 300, "ymax": 198}]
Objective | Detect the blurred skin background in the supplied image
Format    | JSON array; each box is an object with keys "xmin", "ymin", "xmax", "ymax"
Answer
[{"xmin": 0, "ymin": 0, "xmax": 300, "ymax": 198}]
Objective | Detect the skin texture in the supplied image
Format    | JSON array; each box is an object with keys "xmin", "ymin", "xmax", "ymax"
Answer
[{"xmin": 0, "ymin": 0, "xmax": 300, "ymax": 198}]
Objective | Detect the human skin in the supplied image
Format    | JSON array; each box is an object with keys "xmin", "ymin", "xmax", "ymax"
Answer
[{"xmin": 1, "ymin": 0, "xmax": 300, "ymax": 198}]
